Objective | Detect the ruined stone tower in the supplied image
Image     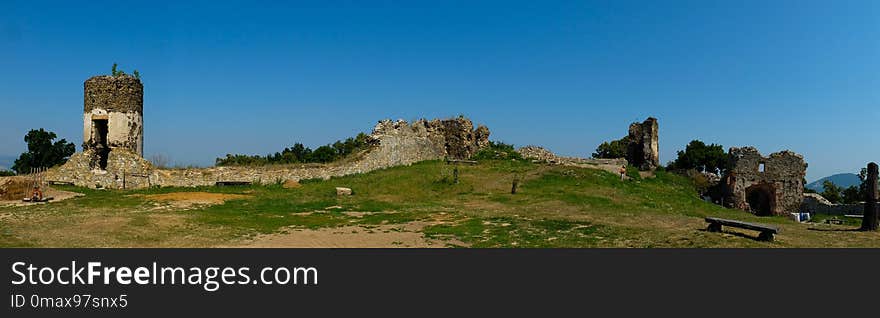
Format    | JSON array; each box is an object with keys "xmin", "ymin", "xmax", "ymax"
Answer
[
  {"xmin": 626, "ymin": 117, "xmax": 659, "ymax": 170},
  {"xmin": 82, "ymin": 75, "xmax": 144, "ymax": 169}
]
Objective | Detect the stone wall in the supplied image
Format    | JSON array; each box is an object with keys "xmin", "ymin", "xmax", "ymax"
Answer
[
  {"xmin": 626, "ymin": 117, "xmax": 659, "ymax": 170},
  {"xmin": 83, "ymin": 75, "xmax": 144, "ymax": 156},
  {"xmin": 47, "ymin": 117, "xmax": 490, "ymax": 189},
  {"xmin": 722, "ymin": 147, "xmax": 807, "ymax": 216},
  {"xmin": 801, "ymin": 193, "xmax": 863, "ymax": 216},
  {"xmin": 516, "ymin": 146, "xmax": 628, "ymax": 174}
]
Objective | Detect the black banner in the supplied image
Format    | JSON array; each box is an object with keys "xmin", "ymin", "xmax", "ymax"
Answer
[{"xmin": 1, "ymin": 249, "xmax": 874, "ymax": 316}]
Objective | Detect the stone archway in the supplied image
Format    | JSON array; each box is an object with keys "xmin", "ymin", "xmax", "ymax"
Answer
[{"xmin": 745, "ymin": 183, "xmax": 776, "ymax": 216}]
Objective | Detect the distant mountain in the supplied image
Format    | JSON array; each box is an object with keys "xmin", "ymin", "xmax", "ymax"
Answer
[{"xmin": 807, "ymin": 173, "xmax": 861, "ymax": 191}]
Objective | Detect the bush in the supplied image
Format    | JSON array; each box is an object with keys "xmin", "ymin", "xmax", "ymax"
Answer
[
  {"xmin": 592, "ymin": 137, "xmax": 629, "ymax": 159},
  {"xmin": 626, "ymin": 164, "xmax": 641, "ymax": 180},
  {"xmin": 216, "ymin": 133, "xmax": 372, "ymax": 166},
  {"xmin": 0, "ymin": 170, "xmax": 15, "ymax": 176},
  {"xmin": 471, "ymin": 141, "xmax": 522, "ymax": 160},
  {"xmin": 667, "ymin": 140, "xmax": 728, "ymax": 173}
]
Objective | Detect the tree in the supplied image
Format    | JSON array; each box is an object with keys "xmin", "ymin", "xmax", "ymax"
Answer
[
  {"xmin": 592, "ymin": 137, "xmax": 629, "ymax": 159},
  {"xmin": 11, "ymin": 129, "xmax": 76, "ymax": 174},
  {"xmin": 667, "ymin": 140, "xmax": 727, "ymax": 173},
  {"xmin": 820, "ymin": 180, "xmax": 842, "ymax": 204},
  {"xmin": 309, "ymin": 145, "xmax": 338, "ymax": 163},
  {"xmin": 842, "ymin": 185, "xmax": 861, "ymax": 204}
]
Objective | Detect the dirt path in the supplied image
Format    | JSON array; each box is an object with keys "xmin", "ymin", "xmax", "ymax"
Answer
[
  {"xmin": 223, "ymin": 222, "xmax": 464, "ymax": 248},
  {"xmin": 0, "ymin": 187, "xmax": 84, "ymax": 207}
]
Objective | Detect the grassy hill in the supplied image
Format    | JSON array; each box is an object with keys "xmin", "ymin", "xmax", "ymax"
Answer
[{"xmin": 2, "ymin": 159, "xmax": 879, "ymax": 247}]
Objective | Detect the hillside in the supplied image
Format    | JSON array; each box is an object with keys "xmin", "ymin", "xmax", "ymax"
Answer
[
  {"xmin": 807, "ymin": 173, "xmax": 861, "ymax": 191},
  {"xmin": 2, "ymin": 160, "xmax": 880, "ymax": 247}
]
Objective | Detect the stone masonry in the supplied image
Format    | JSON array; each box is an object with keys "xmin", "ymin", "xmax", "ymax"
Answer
[
  {"xmin": 517, "ymin": 145, "xmax": 628, "ymax": 175},
  {"xmin": 82, "ymin": 75, "xmax": 144, "ymax": 170},
  {"xmin": 46, "ymin": 75, "xmax": 491, "ymax": 189},
  {"xmin": 47, "ymin": 117, "xmax": 490, "ymax": 189},
  {"xmin": 626, "ymin": 117, "xmax": 659, "ymax": 170},
  {"xmin": 722, "ymin": 147, "xmax": 807, "ymax": 216}
]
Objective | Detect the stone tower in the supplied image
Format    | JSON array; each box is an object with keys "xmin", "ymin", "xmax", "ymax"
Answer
[
  {"xmin": 626, "ymin": 117, "xmax": 659, "ymax": 170},
  {"xmin": 82, "ymin": 75, "xmax": 143, "ymax": 169}
]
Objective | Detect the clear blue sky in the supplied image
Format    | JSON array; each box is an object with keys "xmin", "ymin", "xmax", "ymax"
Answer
[{"xmin": 1, "ymin": 0, "xmax": 878, "ymax": 181}]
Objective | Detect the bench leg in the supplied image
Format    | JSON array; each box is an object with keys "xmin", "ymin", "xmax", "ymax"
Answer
[
  {"xmin": 757, "ymin": 232, "xmax": 774, "ymax": 242},
  {"xmin": 707, "ymin": 223, "xmax": 722, "ymax": 233}
]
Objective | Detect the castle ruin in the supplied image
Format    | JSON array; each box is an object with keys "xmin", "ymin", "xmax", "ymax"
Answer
[
  {"xmin": 722, "ymin": 147, "xmax": 807, "ymax": 216},
  {"xmin": 47, "ymin": 75, "xmax": 491, "ymax": 189},
  {"xmin": 626, "ymin": 117, "xmax": 659, "ymax": 170},
  {"xmin": 82, "ymin": 75, "xmax": 144, "ymax": 170}
]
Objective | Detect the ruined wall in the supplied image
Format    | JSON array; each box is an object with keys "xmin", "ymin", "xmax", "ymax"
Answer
[
  {"xmin": 517, "ymin": 146, "xmax": 628, "ymax": 175},
  {"xmin": 47, "ymin": 149, "xmax": 154, "ymax": 189},
  {"xmin": 801, "ymin": 193, "xmax": 863, "ymax": 216},
  {"xmin": 83, "ymin": 75, "xmax": 144, "ymax": 157},
  {"xmin": 723, "ymin": 147, "xmax": 807, "ymax": 216},
  {"xmin": 626, "ymin": 117, "xmax": 659, "ymax": 170},
  {"xmin": 48, "ymin": 117, "xmax": 490, "ymax": 189}
]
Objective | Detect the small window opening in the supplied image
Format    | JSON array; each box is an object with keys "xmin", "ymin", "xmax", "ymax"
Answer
[{"xmin": 758, "ymin": 163, "xmax": 765, "ymax": 173}]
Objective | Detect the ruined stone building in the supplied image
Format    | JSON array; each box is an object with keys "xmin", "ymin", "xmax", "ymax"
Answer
[
  {"xmin": 48, "ymin": 75, "xmax": 492, "ymax": 189},
  {"xmin": 82, "ymin": 75, "xmax": 144, "ymax": 170},
  {"xmin": 626, "ymin": 117, "xmax": 659, "ymax": 170},
  {"xmin": 722, "ymin": 147, "xmax": 807, "ymax": 216}
]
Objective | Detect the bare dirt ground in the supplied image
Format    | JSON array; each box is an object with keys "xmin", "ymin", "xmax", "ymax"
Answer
[
  {"xmin": 131, "ymin": 192, "xmax": 251, "ymax": 210},
  {"xmin": 0, "ymin": 187, "xmax": 84, "ymax": 207},
  {"xmin": 225, "ymin": 221, "xmax": 465, "ymax": 248}
]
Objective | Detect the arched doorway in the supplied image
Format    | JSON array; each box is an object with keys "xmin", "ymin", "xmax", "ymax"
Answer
[{"xmin": 745, "ymin": 183, "xmax": 775, "ymax": 216}]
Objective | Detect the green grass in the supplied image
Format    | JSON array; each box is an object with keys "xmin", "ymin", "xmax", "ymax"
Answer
[{"xmin": 3, "ymin": 159, "xmax": 879, "ymax": 247}]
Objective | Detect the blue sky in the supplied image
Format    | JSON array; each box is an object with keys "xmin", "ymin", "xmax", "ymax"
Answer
[{"xmin": 1, "ymin": 0, "xmax": 878, "ymax": 181}]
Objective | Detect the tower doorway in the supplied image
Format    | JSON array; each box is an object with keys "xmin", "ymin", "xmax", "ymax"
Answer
[{"xmin": 92, "ymin": 119, "xmax": 109, "ymax": 169}]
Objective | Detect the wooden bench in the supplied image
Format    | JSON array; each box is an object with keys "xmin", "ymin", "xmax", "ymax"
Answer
[{"xmin": 705, "ymin": 217, "xmax": 779, "ymax": 242}]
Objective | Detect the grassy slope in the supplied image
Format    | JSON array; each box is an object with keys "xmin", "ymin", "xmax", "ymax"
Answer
[{"xmin": 2, "ymin": 160, "xmax": 879, "ymax": 247}]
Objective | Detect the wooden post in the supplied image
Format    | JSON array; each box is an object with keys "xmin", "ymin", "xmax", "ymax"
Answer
[
  {"xmin": 861, "ymin": 162, "xmax": 878, "ymax": 231},
  {"xmin": 453, "ymin": 166, "xmax": 459, "ymax": 184},
  {"xmin": 511, "ymin": 176, "xmax": 519, "ymax": 194}
]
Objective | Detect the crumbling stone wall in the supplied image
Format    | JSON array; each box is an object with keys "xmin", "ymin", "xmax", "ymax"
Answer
[
  {"xmin": 722, "ymin": 147, "xmax": 807, "ymax": 216},
  {"xmin": 47, "ymin": 117, "xmax": 490, "ymax": 189},
  {"xmin": 626, "ymin": 117, "xmax": 659, "ymax": 170},
  {"xmin": 47, "ymin": 149, "xmax": 154, "ymax": 189},
  {"xmin": 83, "ymin": 75, "xmax": 144, "ymax": 158},
  {"xmin": 516, "ymin": 146, "xmax": 628, "ymax": 175},
  {"xmin": 801, "ymin": 193, "xmax": 863, "ymax": 216}
]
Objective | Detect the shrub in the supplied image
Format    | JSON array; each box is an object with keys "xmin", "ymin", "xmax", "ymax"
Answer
[
  {"xmin": 471, "ymin": 141, "xmax": 522, "ymax": 160},
  {"xmin": 592, "ymin": 137, "xmax": 629, "ymax": 159},
  {"xmin": 216, "ymin": 133, "xmax": 372, "ymax": 166}
]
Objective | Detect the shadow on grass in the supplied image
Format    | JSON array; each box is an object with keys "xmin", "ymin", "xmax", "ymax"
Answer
[
  {"xmin": 806, "ymin": 227, "xmax": 862, "ymax": 232},
  {"xmin": 697, "ymin": 228, "xmax": 770, "ymax": 242}
]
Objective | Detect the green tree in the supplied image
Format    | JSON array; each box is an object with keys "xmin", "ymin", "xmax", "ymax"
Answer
[
  {"xmin": 11, "ymin": 129, "xmax": 76, "ymax": 174},
  {"xmin": 308, "ymin": 145, "xmax": 338, "ymax": 163},
  {"xmin": 821, "ymin": 180, "xmax": 842, "ymax": 204},
  {"xmin": 592, "ymin": 137, "xmax": 629, "ymax": 159},
  {"xmin": 842, "ymin": 185, "xmax": 861, "ymax": 204},
  {"xmin": 668, "ymin": 140, "xmax": 728, "ymax": 173}
]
